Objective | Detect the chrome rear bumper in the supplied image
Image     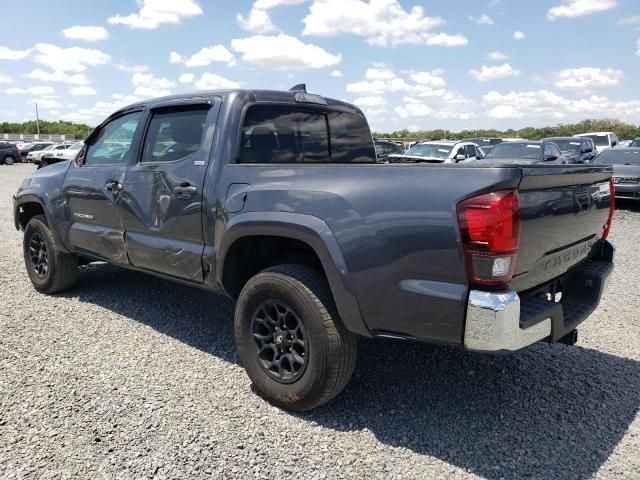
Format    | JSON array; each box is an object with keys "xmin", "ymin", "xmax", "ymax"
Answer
[{"xmin": 464, "ymin": 290, "xmax": 551, "ymax": 352}]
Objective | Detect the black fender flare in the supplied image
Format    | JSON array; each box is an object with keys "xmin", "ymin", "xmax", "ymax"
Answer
[
  {"xmin": 13, "ymin": 192, "xmax": 69, "ymax": 253},
  {"xmin": 217, "ymin": 211, "xmax": 370, "ymax": 337}
]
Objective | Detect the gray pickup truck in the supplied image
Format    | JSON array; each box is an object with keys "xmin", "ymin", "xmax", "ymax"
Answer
[{"xmin": 14, "ymin": 87, "xmax": 615, "ymax": 410}]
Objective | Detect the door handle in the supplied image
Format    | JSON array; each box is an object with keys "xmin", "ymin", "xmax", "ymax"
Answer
[
  {"xmin": 105, "ymin": 181, "xmax": 121, "ymax": 191},
  {"xmin": 173, "ymin": 184, "xmax": 197, "ymax": 196}
]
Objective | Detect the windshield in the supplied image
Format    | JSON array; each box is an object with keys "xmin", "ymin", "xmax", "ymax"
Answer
[
  {"xmin": 630, "ymin": 139, "xmax": 640, "ymax": 148},
  {"xmin": 584, "ymin": 135, "xmax": 610, "ymax": 146},
  {"xmin": 43, "ymin": 145, "xmax": 55, "ymax": 151},
  {"xmin": 484, "ymin": 142, "xmax": 542, "ymax": 160},
  {"xmin": 593, "ymin": 149, "xmax": 640, "ymax": 165},
  {"xmin": 404, "ymin": 143, "xmax": 452, "ymax": 159},
  {"xmin": 69, "ymin": 142, "xmax": 84, "ymax": 151},
  {"xmin": 550, "ymin": 139, "xmax": 581, "ymax": 154}
]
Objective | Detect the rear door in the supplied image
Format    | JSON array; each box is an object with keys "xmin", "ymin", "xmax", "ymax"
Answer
[
  {"xmin": 63, "ymin": 110, "xmax": 144, "ymax": 263},
  {"xmin": 118, "ymin": 100, "xmax": 219, "ymax": 282}
]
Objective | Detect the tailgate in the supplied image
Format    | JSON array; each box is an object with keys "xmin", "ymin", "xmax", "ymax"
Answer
[{"xmin": 510, "ymin": 165, "xmax": 613, "ymax": 292}]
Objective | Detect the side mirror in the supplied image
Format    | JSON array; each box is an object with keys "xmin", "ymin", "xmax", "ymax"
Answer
[
  {"xmin": 476, "ymin": 153, "xmax": 485, "ymax": 159},
  {"xmin": 74, "ymin": 145, "xmax": 87, "ymax": 167},
  {"xmin": 455, "ymin": 153, "xmax": 466, "ymax": 161},
  {"xmin": 545, "ymin": 155, "xmax": 558, "ymax": 161}
]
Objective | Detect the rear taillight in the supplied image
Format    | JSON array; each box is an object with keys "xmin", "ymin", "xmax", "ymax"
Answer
[
  {"xmin": 602, "ymin": 179, "xmax": 615, "ymax": 240},
  {"xmin": 457, "ymin": 189, "xmax": 521, "ymax": 286}
]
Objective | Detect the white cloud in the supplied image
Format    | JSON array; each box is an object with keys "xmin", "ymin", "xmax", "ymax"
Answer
[
  {"xmin": 303, "ymin": 0, "xmax": 468, "ymax": 47},
  {"xmin": 410, "ymin": 69, "xmax": 446, "ymax": 88},
  {"xmin": 469, "ymin": 14, "xmax": 494, "ymax": 25},
  {"xmin": 488, "ymin": 105, "xmax": 523, "ymax": 119},
  {"xmin": 178, "ymin": 73, "xmax": 195, "ymax": 84},
  {"xmin": 547, "ymin": 0, "xmax": 617, "ymax": 21},
  {"xmin": 132, "ymin": 72, "xmax": 175, "ymax": 97},
  {"xmin": 108, "ymin": 0, "xmax": 203, "ymax": 30},
  {"xmin": 0, "ymin": 46, "xmax": 31, "ymax": 60},
  {"xmin": 32, "ymin": 43, "xmax": 110, "ymax": 73},
  {"xmin": 115, "ymin": 62, "xmax": 149, "ymax": 72},
  {"xmin": 394, "ymin": 102, "xmax": 433, "ymax": 118},
  {"xmin": 618, "ymin": 16, "xmax": 640, "ymax": 29},
  {"xmin": 237, "ymin": 0, "xmax": 305, "ymax": 33},
  {"xmin": 487, "ymin": 50, "xmax": 508, "ymax": 60},
  {"xmin": 353, "ymin": 96, "xmax": 387, "ymax": 107},
  {"xmin": 254, "ymin": 0, "xmax": 306, "ymax": 7},
  {"xmin": 29, "ymin": 98, "xmax": 63, "ymax": 109},
  {"xmin": 25, "ymin": 68, "xmax": 90, "ymax": 85},
  {"xmin": 366, "ymin": 66, "xmax": 395, "ymax": 80},
  {"xmin": 169, "ymin": 45, "xmax": 235, "ymax": 67},
  {"xmin": 194, "ymin": 73, "xmax": 241, "ymax": 90},
  {"xmin": 513, "ymin": 31, "xmax": 525, "ymax": 40},
  {"xmin": 69, "ymin": 86, "xmax": 97, "ymax": 96},
  {"xmin": 554, "ymin": 67, "xmax": 623, "ymax": 91},
  {"xmin": 237, "ymin": 8, "xmax": 276, "ymax": 33},
  {"xmin": 231, "ymin": 34, "xmax": 341, "ymax": 69},
  {"xmin": 62, "ymin": 25, "xmax": 109, "ymax": 41},
  {"xmin": 26, "ymin": 85, "xmax": 56, "ymax": 95},
  {"xmin": 0, "ymin": 73, "xmax": 12, "ymax": 83},
  {"xmin": 425, "ymin": 33, "xmax": 469, "ymax": 46},
  {"xmin": 330, "ymin": 70, "xmax": 343, "ymax": 77},
  {"xmin": 483, "ymin": 89, "xmax": 640, "ymax": 122},
  {"xmin": 637, "ymin": 38, "xmax": 640, "ymax": 56},
  {"xmin": 6, "ymin": 87, "xmax": 27, "ymax": 94},
  {"xmin": 346, "ymin": 79, "xmax": 387, "ymax": 94},
  {"xmin": 469, "ymin": 63, "xmax": 521, "ymax": 81}
]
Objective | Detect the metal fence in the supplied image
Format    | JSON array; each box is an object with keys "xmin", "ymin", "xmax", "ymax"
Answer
[{"xmin": 1, "ymin": 133, "xmax": 77, "ymax": 142}]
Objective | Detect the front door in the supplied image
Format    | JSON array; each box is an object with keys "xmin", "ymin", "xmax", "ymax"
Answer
[
  {"xmin": 63, "ymin": 110, "xmax": 144, "ymax": 264},
  {"xmin": 118, "ymin": 102, "xmax": 217, "ymax": 282}
]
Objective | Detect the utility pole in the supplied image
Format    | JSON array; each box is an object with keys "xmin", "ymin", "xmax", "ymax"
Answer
[{"xmin": 35, "ymin": 103, "xmax": 40, "ymax": 138}]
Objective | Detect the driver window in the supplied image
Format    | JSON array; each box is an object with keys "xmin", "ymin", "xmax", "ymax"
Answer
[{"xmin": 85, "ymin": 111, "xmax": 143, "ymax": 166}]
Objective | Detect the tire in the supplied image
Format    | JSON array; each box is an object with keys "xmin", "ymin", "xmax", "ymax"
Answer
[
  {"xmin": 235, "ymin": 264, "xmax": 357, "ymax": 411},
  {"xmin": 4, "ymin": 155, "xmax": 15, "ymax": 165},
  {"xmin": 39, "ymin": 159, "xmax": 48, "ymax": 169},
  {"xmin": 23, "ymin": 215, "xmax": 79, "ymax": 294}
]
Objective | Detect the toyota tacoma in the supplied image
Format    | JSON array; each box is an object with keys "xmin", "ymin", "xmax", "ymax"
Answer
[{"xmin": 14, "ymin": 86, "xmax": 615, "ymax": 410}]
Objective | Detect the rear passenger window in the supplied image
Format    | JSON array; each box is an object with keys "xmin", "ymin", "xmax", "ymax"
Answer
[
  {"xmin": 237, "ymin": 105, "xmax": 375, "ymax": 164},
  {"xmin": 142, "ymin": 107, "xmax": 209, "ymax": 163}
]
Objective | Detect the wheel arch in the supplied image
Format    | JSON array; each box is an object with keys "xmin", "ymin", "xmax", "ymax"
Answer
[
  {"xmin": 14, "ymin": 193, "xmax": 68, "ymax": 252},
  {"xmin": 217, "ymin": 211, "xmax": 370, "ymax": 337}
]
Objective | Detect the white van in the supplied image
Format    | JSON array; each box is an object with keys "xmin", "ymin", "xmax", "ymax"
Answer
[{"xmin": 574, "ymin": 132, "xmax": 618, "ymax": 151}]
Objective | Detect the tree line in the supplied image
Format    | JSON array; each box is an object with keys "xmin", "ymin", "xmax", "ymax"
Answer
[
  {"xmin": 374, "ymin": 118, "xmax": 640, "ymax": 141},
  {"xmin": 0, "ymin": 120, "xmax": 93, "ymax": 139}
]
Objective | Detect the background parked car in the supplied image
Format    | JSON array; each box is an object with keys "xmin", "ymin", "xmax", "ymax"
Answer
[
  {"xmin": 19, "ymin": 141, "xmax": 54, "ymax": 160},
  {"xmin": 461, "ymin": 137, "xmax": 503, "ymax": 148},
  {"xmin": 592, "ymin": 147, "xmax": 640, "ymax": 200},
  {"xmin": 388, "ymin": 140, "xmax": 482, "ymax": 163},
  {"xmin": 479, "ymin": 140, "xmax": 568, "ymax": 164},
  {"xmin": 374, "ymin": 139, "xmax": 404, "ymax": 161},
  {"xmin": 38, "ymin": 142, "xmax": 84, "ymax": 169},
  {"xmin": 542, "ymin": 136, "xmax": 597, "ymax": 164},
  {"xmin": 26, "ymin": 144, "xmax": 70, "ymax": 163},
  {"xmin": 0, "ymin": 142, "xmax": 21, "ymax": 165},
  {"xmin": 575, "ymin": 132, "xmax": 619, "ymax": 151}
]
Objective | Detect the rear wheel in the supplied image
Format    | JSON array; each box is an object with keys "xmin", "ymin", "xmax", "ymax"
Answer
[
  {"xmin": 4, "ymin": 155, "xmax": 15, "ymax": 165},
  {"xmin": 23, "ymin": 215, "xmax": 79, "ymax": 293},
  {"xmin": 235, "ymin": 264, "xmax": 357, "ymax": 411}
]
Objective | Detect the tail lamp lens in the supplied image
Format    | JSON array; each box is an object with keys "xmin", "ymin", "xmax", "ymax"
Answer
[
  {"xmin": 457, "ymin": 189, "xmax": 521, "ymax": 286},
  {"xmin": 602, "ymin": 179, "xmax": 614, "ymax": 240}
]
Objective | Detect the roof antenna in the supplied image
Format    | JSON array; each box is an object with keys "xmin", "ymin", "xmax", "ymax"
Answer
[{"xmin": 289, "ymin": 83, "xmax": 307, "ymax": 92}]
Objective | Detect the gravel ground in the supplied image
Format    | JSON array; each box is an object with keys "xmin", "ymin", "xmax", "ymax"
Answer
[{"xmin": 1, "ymin": 163, "xmax": 639, "ymax": 479}]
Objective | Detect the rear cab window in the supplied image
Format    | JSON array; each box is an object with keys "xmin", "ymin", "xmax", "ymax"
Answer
[{"xmin": 237, "ymin": 104, "xmax": 375, "ymax": 164}]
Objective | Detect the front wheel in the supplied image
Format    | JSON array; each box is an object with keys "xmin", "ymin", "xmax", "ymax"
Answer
[
  {"xmin": 4, "ymin": 155, "xmax": 15, "ymax": 165},
  {"xmin": 23, "ymin": 215, "xmax": 79, "ymax": 293},
  {"xmin": 235, "ymin": 264, "xmax": 357, "ymax": 411}
]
